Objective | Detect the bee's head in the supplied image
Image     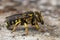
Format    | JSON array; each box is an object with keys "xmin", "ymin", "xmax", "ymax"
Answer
[{"xmin": 35, "ymin": 11, "xmax": 44, "ymax": 25}]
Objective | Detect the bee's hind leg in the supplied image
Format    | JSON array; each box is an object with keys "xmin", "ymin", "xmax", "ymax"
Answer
[
  {"xmin": 35, "ymin": 22, "xmax": 40, "ymax": 30},
  {"xmin": 12, "ymin": 19, "xmax": 21, "ymax": 33},
  {"xmin": 12, "ymin": 25, "xmax": 17, "ymax": 32},
  {"xmin": 11, "ymin": 23, "xmax": 18, "ymax": 33}
]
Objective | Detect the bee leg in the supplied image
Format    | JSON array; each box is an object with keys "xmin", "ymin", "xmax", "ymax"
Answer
[
  {"xmin": 35, "ymin": 22, "xmax": 40, "ymax": 30},
  {"xmin": 12, "ymin": 22, "xmax": 19, "ymax": 32},
  {"xmin": 12, "ymin": 19, "xmax": 21, "ymax": 33},
  {"xmin": 35, "ymin": 23, "xmax": 43, "ymax": 32},
  {"xmin": 24, "ymin": 23, "xmax": 28, "ymax": 35},
  {"xmin": 11, "ymin": 25, "xmax": 17, "ymax": 33}
]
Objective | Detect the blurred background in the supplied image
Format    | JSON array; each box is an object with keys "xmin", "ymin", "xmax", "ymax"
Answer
[{"xmin": 0, "ymin": 0, "xmax": 60, "ymax": 18}]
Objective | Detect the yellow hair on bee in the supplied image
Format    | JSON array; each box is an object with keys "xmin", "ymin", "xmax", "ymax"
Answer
[
  {"xmin": 15, "ymin": 20, "xmax": 18, "ymax": 23},
  {"xmin": 15, "ymin": 19, "xmax": 21, "ymax": 25}
]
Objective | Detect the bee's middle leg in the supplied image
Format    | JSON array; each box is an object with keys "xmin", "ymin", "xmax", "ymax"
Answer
[{"xmin": 24, "ymin": 23, "xmax": 28, "ymax": 35}]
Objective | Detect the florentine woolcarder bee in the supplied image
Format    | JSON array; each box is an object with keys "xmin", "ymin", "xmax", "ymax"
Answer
[{"xmin": 5, "ymin": 11, "xmax": 44, "ymax": 35}]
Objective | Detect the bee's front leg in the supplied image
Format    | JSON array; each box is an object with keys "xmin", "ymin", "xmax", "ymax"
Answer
[{"xmin": 24, "ymin": 23, "xmax": 28, "ymax": 35}]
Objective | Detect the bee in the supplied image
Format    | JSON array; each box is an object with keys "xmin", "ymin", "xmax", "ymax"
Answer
[{"xmin": 5, "ymin": 11, "xmax": 44, "ymax": 35}]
